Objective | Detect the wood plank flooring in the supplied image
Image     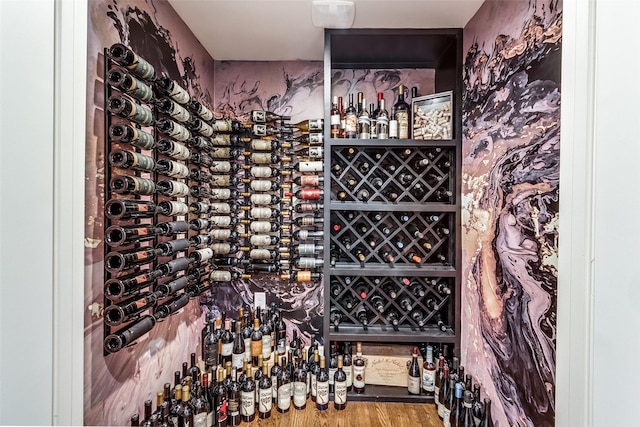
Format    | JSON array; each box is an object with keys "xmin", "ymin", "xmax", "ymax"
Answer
[{"xmin": 242, "ymin": 401, "xmax": 442, "ymax": 427}]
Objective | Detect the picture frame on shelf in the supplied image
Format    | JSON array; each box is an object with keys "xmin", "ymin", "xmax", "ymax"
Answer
[{"xmin": 411, "ymin": 91, "xmax": 453, "ymax": 140}]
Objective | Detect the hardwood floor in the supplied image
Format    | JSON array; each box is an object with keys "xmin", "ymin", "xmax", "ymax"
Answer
[{"xmin": 243, "ymin": 401, "xmax": 442, "ymax": 427}]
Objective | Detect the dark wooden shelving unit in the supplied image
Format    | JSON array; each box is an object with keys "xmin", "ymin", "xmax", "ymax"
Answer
[{"xmin": 322, "ymin": 28, "xmax": 463, "ymax": 403}]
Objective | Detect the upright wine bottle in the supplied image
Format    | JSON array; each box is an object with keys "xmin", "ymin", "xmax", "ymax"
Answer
[
  {"xmin": 479, "ymin": 398, "xmax": 494, "ymax": 427},
  {"xmin": 276, "ymin": 356, "xmax": 291, "ymax": 413},
  {"xmin": 344, "ymin": 93, "xmax": 357, "ymax": 139},
  {"xmin": 315, "ymin": 356, "xmax": 329, "ymax": 410},
  {"xmin": 408, "ymin": 346, "xmax": 421, "ymax": 395},
  {"xmin": 394, "ymin": 84, "xmax": 411, "ymax": 139},
  {"xmin": 352, "ymin": 342, "xmax": 366, "ymax": 394},
  {"xmin": 240, "ymin": 365, "xmax": 256, "ymax": 423},
  {"xmin": 330, "ymin": 96, "xmax": 341, "ymax": 138},
  {"xmin": 258, "ymin": 362, "xmax": 272, "ymax": 419},
  {"xmin": 357, "ymin": 97, "xmax": 371, "ymax": 139},
  {"xmin": 334, "ymin": 355, "xmax": 347, "ymax": 410}
]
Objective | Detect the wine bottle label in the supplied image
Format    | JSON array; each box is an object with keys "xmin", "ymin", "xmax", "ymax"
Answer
[
  {"xmin": 297, "ymin": 216, "xmax": 317, "ymax": 227},
  {"xmin": 261, "ymin": 335, "xmax": 272, "ymax": 359},
  {"xmin": 250, "ymin": 338, "xmax": 262, "ymax": 357},
  {"xmin": 249, "ymin": 194, "xmax": 273, "ymax": 205},
  {"xmin": 163, "ymin": 141, "xmax": 190, "ymax": 160},
  {"xmin": 210, "ymin": 147, "xmax": 231, "ymax": 159},
  {"xmin": 206, "ymin": 412, "xmax": 213, "ymax": 427},
  {"xmin": 161, "ymin": 120, "xmax": 191, "ymax": 141},
  {"xmin": 251, "ymin": 111, "xmax": 267, "ymax": 123},
  {"xmin": 438, "ymin": 400, "xmax": 445, "ymax": 417},
  {"xmin": 345, "ymin": 114, "xmax": 357, "ymax": 135},
  {"xmin": 250, "ymin": 207, "xmax": 273, "ymax": 219},
  {"xmin": 328, "ymin": 367, "xmax": 337, "ymax": 385},
  {"xmin": 161, "ymin": 181, "xmax": 189, "ymax": 197},
  {"xmin": 207, "ymin": 203, "xmax": 229, "ymax": 214},
  {"xmin": 474, "ymin": 415, "xmax": 482, "ymax": 425},
  {"xmin": 221, "ymin": 342, "xmax": 233, "ymax": 357},
  {"xmin": 249, "ymin": 181, "xmax": 273, "ymax": 192},
  {"xmin": 211, "ymin": 120, "xmax": 234, "ymax": 132},
  {"xmin": 316, "ymin": 381, "xmax": 329, "ymax": 404},
  {"xmin": 195, "ymin": 120, "xmax": 214, "ymax": 137},
  {"xmin": 209, "ymin": 229, "xmax": 231, "ymax": 241},
  {"xmin": 297, "ymin": 244, "xmax": 317, "ymax": 255},
  {"xmin": 123, "ymin": 127, "xmax": 154, "ymax": 149},
  {"xmin": 166, "ymin": 100, "xmax": 191, "ymax": 123},
  {"xmin": 358, "ymin": 118, "xmax": 371, "ymax": 139},
  {"xmin": 297, "ymin": 175, "xmax": 320, "ymax": 187},
  {"xmin": 397, "ymin": 111, "xmax": 409, "ymax": 139},
  {"xmin": 297, "ymin": 188, "xmax": 322, "ymax": 200},
  {"xmin": 389, "ymin": 119, "xmax": 398, "ymax": 138},
  {"xmin": 193, "ymin": 412, "xmax": 207, "ymax": 427},
  {"xmin": 250, "ymin": 221, "xmax": 273, "ymax": 233},
  {"xmin": 293, "ymin": 382, "xmax": 306, "ymax": 407},
  {"xmin": 334, "ymin": 381, "xmax": 347, "ymax": 404},
  {"xmin": 353, "ymin": 365, "xmax": 365, "ymax": 388},
  {"xmin": 227, "ymin": 396, "xmax": 239, "ymax": 416},
  {"xmin": 240, "ymin": 389, "xmax": 256, "ymax": 416},
  {"xmin": 126, "ymin": 101, "xmax": 153, "ymax": 125},
  {"xmin": 296, "ymin": 257, "xmax": 319, "ymax": 269},
  {"xmin": 211, "ymin": 189, "xmax": 232, "ymax": 200},
  {"xmin": 345, "ymin": 366, "xmax": 352, "ymax": 388},
  {"xmin": 271, "ymin": 375, "xmax": 279, "ymax": 399},
  {"xmin": 250, "ymin": 153, "xmax": 273, "ymax": 164},
  {"xmin": 247, "ymin": 235, "xmax": 269, "ymax": 246},
  {"xmin": 244, "ymin": 338, "xmax": 252, "ymax": 360},
  {"xmin": 422, "ymin": 369, "xmax": 435, "ymax": 392},
  {"xmin": 195, "ymin": 103, "xmax": 214, "ymax": 121},
  {"xmin": 250, "ymin": 139, "xmax": 275, "ymax": 151},
  {"xmin": 231, "ymin": 353, "xmax": 244, "ymax": 371},
  {"xmin": 123, "ymin": 176, "xmax": 155, "ymax": 195},
  {"xmin": 210, "ymin": 270, "xmax": 232, "ymax": 282},
  {"xmin": 434, "ymin": 385, "xmax": 440, "ymax": 400},
  {"xmin": 442, "ymin": 408, "xmax": 451, "ymax": 427},
  {"xmin": 259, "ymin": 387, "xmax": 272, "ymax": 413},
  {"xmin": 330, "ymin": 113, "xmax": 340, "ymax": 126},
  {"xmin": 249, "ymin": 249, "xmax": 272, "ymax": 260},
  {"xmin": 310, "ymin": 374, "xmax": 317, "ymax": 396},
  {"xmin": 165, "ymin": 80, "xmax": 190, "ymax": 105},
  {"xmin": 295, "ymin": 271, "xmax": 312, "ymax": 283},
  {"xmin": 210, "ymin": 134, "xmax": 232, "ymax": 146},
  {"xmin": 162, "ymin": 161, "xmax": 190, "ymax": 179},
  {"xmin": 123, "ymin": 52, "xmax": 155, "ymax": 80},
  {"xmin": 210, "ymin": 175, "xmax": 231, "ymax": 186},
  {"xmin": 210, "ymin": 216, "xmax": 232, "ymax": 227},
  {"xmin": 193, "ymin": 248, "xmax": 214, "ymax": 262},
  {"xmin": 252, "ymin": 124, "xmax": 268, "ymax": 137},
  {"xmin": 297, "ymin": 161, "xmax": 323, "ymax": 172},
  {"xmin": 169, "ymin": 415, "xmax": 178, "ymax": 427},
  {"xmin": 307, "ymin": 133, "xmax": 323, "ymax": 144},
  {"xmin": 115, "ymin": 72, "xmax": 153, "ymax": 102},
  {"xmin": 277, "ymin": 384, "xmax": 291, "ymax": 410},
  {"xmin": 249, "ymin": 166, "xmax": 273, "ymax": 178},
  {"xmin": 305, "ymin": 146, "xmax": 323, "ymax": 158},
  {"xmin": 210, "ymin": 161, "xmax": 233, "ymax": 172},
  {"xmin": 161, "ymin": 201, "xmax": 189, "ymax": 216},
  {"xmin": 408, "ymin": 375, "xmax": 420, "ymax": 394}
]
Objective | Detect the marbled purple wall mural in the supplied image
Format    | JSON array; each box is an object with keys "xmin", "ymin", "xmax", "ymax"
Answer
[
  {"xmin": 461, "ymin": 1, "xmax": 562, "ymax": 426},
  {"xmin": 85, "ymin": 0, "xmax": 216, "ymax": 425}
]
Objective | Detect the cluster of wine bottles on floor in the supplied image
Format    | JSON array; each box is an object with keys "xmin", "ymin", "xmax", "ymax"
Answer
[
  {"xmin": 330, "ymin": 210, "xmax": 452, "ymax": 267},
  {"xmin": 278, "ymin": 119, "xmax": 324, "ymax": 284},
  {"xmin": 330, "ymin": 145, "xmax": 454, "ymax": 204},
  {"xmin": 329, "ymin": 275, "xmax": 452, "ymax": 332},
  {"xmin": 406, "ymin": 345, "xmax": 494, "ymax": 427},
  {"xmin": 130, "ymin": 306, "xmax": 370, "ymax": 426},
  {"xmin": 331, "ymin": 85, "xmax": 416, "ymax": 140}
]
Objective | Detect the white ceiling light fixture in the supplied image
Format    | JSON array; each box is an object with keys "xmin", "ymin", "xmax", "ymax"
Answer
[{"xmin": 311, "ymin": 0, "xmax": 355, "ymax": 29}]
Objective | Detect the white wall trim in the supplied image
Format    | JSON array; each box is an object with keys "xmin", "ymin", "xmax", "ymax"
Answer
[
  {"xmin": 556, "ymin": 0, "xmax": 596, "ymax": 426},
  {"xmin": 52, "ymin": 0, "xmax": 87, "ymax": 424}
]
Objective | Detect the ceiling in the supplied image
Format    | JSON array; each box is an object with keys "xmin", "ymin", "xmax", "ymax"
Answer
[{"xmin": 167, "ymin": 0, "xmax": 485, "ymax": 61}]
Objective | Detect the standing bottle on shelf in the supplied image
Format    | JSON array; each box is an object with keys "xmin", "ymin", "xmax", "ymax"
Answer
[
  {"xmin": 344, "ymin": 93, "xmax": 357, "ymax": 138},
  {"xmin": 438, "ymin": 365, "xmax": 450, "ymax": 419},
  {"xmin": 257, "ymin": 362, "xmax": 272, "ymax": 419},
  {"xmin": 376, "ymin": 96, "xmax": 389, "ymax": 139},
  {"xmin": 330, "ymin": 95, "xmax": 341, "ymax": 139},
  {"xmin": 240, "ymin": 365, "xmax": 256, "ymax": 423},
  {"xmin": 480, "ymin": 398, "xmax": 494, "ymax": 427},
  {"xmin": 357, "ymin": 97, "xmax": 371, "ymax": 139},
  {"xmin": 408, "ymin": 346, "xmax": 421, "ymax": 395},
  {"xmin": 276, "ymin": 356, "xmax": 291, "ymax": 413},
  {"xmin": 394, "ymin": 84, "xmax": 411, "ymax": 139},
  {"xmin": 315, "ymin": 355, "xmax": 330, "ymax": 411},
  {"xmin": 422, "ymin": 344, "xmax": 436, "ymax": 398},
  {"xmin": 352, "ymin": 342, "xmax": 366, "ymax": 394},
  {"xmin": 389, "ymin": 106, "xmax": 398, "ymax": 139},
  {"xmin": 334, "ymin": 355, "xmax": 348, "ymax": 410}
]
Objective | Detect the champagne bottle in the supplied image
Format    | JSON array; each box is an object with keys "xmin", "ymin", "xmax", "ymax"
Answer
[
  {"xmin": 107, "ymin": 67, "xmax": 154, "ymax": 102},
  {"xmin": 103, "ymin": 315, "xmax": 155, "ymax": 353},
  {"xmin": 107, "ymin": 94, "xmax": 153, "ymax": 126},
  {"xmin": 408, "ymin": 346, "xmax": 421, "ymax": 395},
  {"xmin": 315, "ymin": 356, "xmax": 329, "ymax": 410},
  {"xmin": 394, "ymin": 84, "xmax": 411, "ymax": 139},
  {"xmin": 155, "ymin": 76, "xmax": 190, "ymax": 105},
  {"xmin": 109, "ymin": 43, "xmax": 155, "ymax": 80}
]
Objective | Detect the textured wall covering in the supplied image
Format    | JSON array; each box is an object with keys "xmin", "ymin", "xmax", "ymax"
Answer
[
  {"xmin": 84, "ymin": 0, "xmax": 216, "ymax": 424},
  {"xmin": 461, "ymin": 1, "xmax": 562, "ymax": 426}
]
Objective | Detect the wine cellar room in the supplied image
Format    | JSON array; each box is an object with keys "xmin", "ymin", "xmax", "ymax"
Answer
[{"xmin": 2, "ymin": 0, "xmax": 639, "ymax": 426}]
